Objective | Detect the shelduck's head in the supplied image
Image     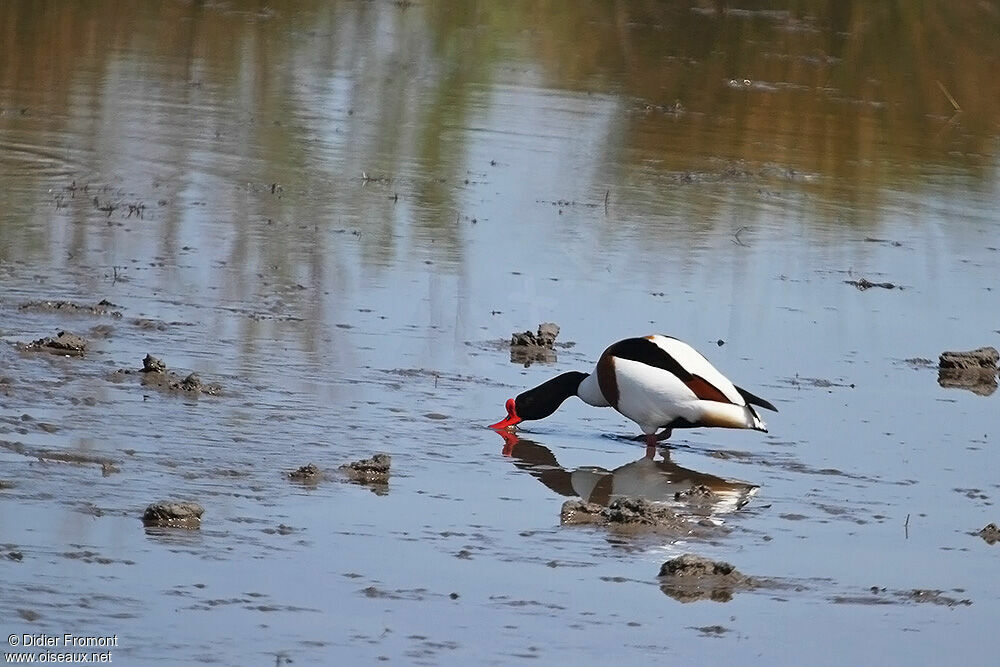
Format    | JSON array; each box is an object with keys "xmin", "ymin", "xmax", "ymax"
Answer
[
  {"xmin": 489, "ymin": 371, "xmax": 589, "ymax": 430},
  {"xmin": 489, "ymin": 397, "xmax": 522, "ymax": 430}
]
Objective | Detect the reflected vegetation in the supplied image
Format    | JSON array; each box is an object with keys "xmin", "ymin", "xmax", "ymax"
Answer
[
  {"xmin": 3, "ymin": 0, "xmax": 1000, "ymax": 270},
  {"xmin": 497, "ymin": 430, "xmax": 758, "ymax": 516}
]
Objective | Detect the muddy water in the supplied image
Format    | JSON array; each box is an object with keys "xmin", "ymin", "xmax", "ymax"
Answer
[{"xmin": 2, "ymin": 1, "xmax": 999, "ymax": 664}]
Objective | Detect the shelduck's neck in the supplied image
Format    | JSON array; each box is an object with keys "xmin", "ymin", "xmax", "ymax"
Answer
[
  {"xmin": 514, "ymin": 371, "xmax": 588, "ymax": 421},
  {"xmin": 576, "ymin": 372, "xmax": 610, "ymax": 407}
]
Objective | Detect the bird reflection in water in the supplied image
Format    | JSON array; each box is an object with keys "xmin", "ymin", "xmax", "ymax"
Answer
[{"xmin": 495, "ymin": 430, "xmax": 758, "ymax": 517}]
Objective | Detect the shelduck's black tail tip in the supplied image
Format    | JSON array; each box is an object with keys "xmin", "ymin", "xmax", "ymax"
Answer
[{"xmin": 736, "ymin": 385, "xmax": 778, "ymax": 413}]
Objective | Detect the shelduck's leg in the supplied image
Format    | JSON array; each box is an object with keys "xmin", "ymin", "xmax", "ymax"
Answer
[
  {"xmin": 655, "ymin": 428, "xmax": 673, "ymax": 442},
  {"xmin": 644, "ymin": 433, "xmax": 658, "ymax": 459},
  {"xmin": 644, "ymin": 428, "xmax": 672, "ymax": 458}
]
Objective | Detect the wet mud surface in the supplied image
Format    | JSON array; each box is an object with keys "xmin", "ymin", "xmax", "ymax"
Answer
[{"xmin": 2, "ymin": 1, "xmax": 1000, "ymax": 665}]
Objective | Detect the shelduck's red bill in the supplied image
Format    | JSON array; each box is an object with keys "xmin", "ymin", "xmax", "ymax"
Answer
[{"xmin": 489, "ymin": 398, "xmax": 522, "ymax": 430}]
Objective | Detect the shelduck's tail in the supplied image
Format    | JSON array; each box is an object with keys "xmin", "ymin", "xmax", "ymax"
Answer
[
  {"xmin": 735, "ymin": 385, "xmax": 778, "ymax": 413},
  {"xmin": 697, "ymin": 401, "xmax": 768, "ymax": 432}
]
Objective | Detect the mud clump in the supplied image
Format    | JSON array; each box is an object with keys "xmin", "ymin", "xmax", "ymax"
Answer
[
  {"xmin": 660, "ymin": 554, "xmax": 740, "ymax": 577},
  {"xmin": 142, "ymin": 353, "xmax": 167, "ymax": 373},
  {"xmin": 340, "ymin": 453, "xmax": 390, "ymax": 495},
  {"xmin": 511, "ymin": 322, "xmax": 560, "ymax": 348},
  {"xmin": 658, "ymin": 554, "xmax": 755, "ymax": 603},
  {"xmin": 288, "ymin": 463, "xmax": 323, "ymax": 484},
  {"xmin": 112, "ymin": 354, "xmax": 222, "ymax": 396},
  {"xmin": 173, "ymin": 373, "xmax": 210, "ymax": 393},
  {"xmin": 561, "ymin": 497, "xmax": 693, "ymax": 532},
  {"xmin": 937, "ymin": 347, "xmax": 998, "ymax": 396},
  {"xmin": 142, "ymin": 501, "xmax": 204, "ymax": 529},
  {"xmin": 19, "ymin": 299, "xmax": 123, "ymax": 318},
  {"xmin": 20, "ymin": 331, "xmax": 88, "ymax": 356},
  {"xmin": 939, "ymin": 347, "xmax": 999, "ymax": 370},
  {"xmin": 978, "ymin": 523, "xmax": 1000, "ymax": 545},
  {"xmin": 510, "ymin": 322, "xmax": 560, "ymax": 366}
]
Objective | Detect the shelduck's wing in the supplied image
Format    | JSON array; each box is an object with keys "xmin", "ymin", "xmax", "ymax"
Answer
[
  {"xmin": 646, "ymin": 335, "xmax": 747, "ymax": 405},
  {"xmin": 650, "ymin": 336, "xmax": 777, "ymax": 411},
  {"xmin": 606, "ymin": 336, "xmax": 746, "ymax": 406}
]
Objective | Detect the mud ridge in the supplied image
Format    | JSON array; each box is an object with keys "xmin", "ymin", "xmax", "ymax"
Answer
[
  {"xmin": 833, "ymin": 587, "xmax": 972, "ymax": 607},
  {"xmin": 19, "ymin": 299, "xmax": 123, "ymax": 318},
  {"xmin": 1, "ymin": 439, "xmax": 117, "ymax": 470},
  {"xmin": 844, "ymin": 277, "xmax": 898, "ymax": 290},
  {"xmin": 18, "ymin": 331, "xmax": 88, "ymax": 356}
]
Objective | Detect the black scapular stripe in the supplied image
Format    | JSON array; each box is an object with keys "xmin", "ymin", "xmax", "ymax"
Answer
[{"xmin": 604, "ymin": 337, "xmax": 693, "ymax": 380}]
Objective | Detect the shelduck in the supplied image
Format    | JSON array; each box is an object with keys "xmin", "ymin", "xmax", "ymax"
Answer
[{"xmin": 489, "ymin": 335, "xmax": 777, "ymax": 447}]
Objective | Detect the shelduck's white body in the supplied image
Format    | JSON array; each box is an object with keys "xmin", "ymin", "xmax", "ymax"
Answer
[{"xmin": 588, "ymin": 335, "xmax": 768, "ymax": 435}]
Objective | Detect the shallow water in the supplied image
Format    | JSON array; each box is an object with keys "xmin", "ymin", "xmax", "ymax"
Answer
[{"xmin": 2, "ymin": 1, "xmax": 1000, "ymax": 664}]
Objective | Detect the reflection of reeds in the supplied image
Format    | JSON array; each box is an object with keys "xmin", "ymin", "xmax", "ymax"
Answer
[
  {"xmin": 524, "ymin": 1, "xmax": 999, "ymax": 183},
  {"xmin": 1, "ymin": 0, "xmax": 998, "ymax": 240}
]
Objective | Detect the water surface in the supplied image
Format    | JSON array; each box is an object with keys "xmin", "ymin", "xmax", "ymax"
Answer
[{"xmin": 2, "ymin": 1, "xmax": 999, "ymax": 665}]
